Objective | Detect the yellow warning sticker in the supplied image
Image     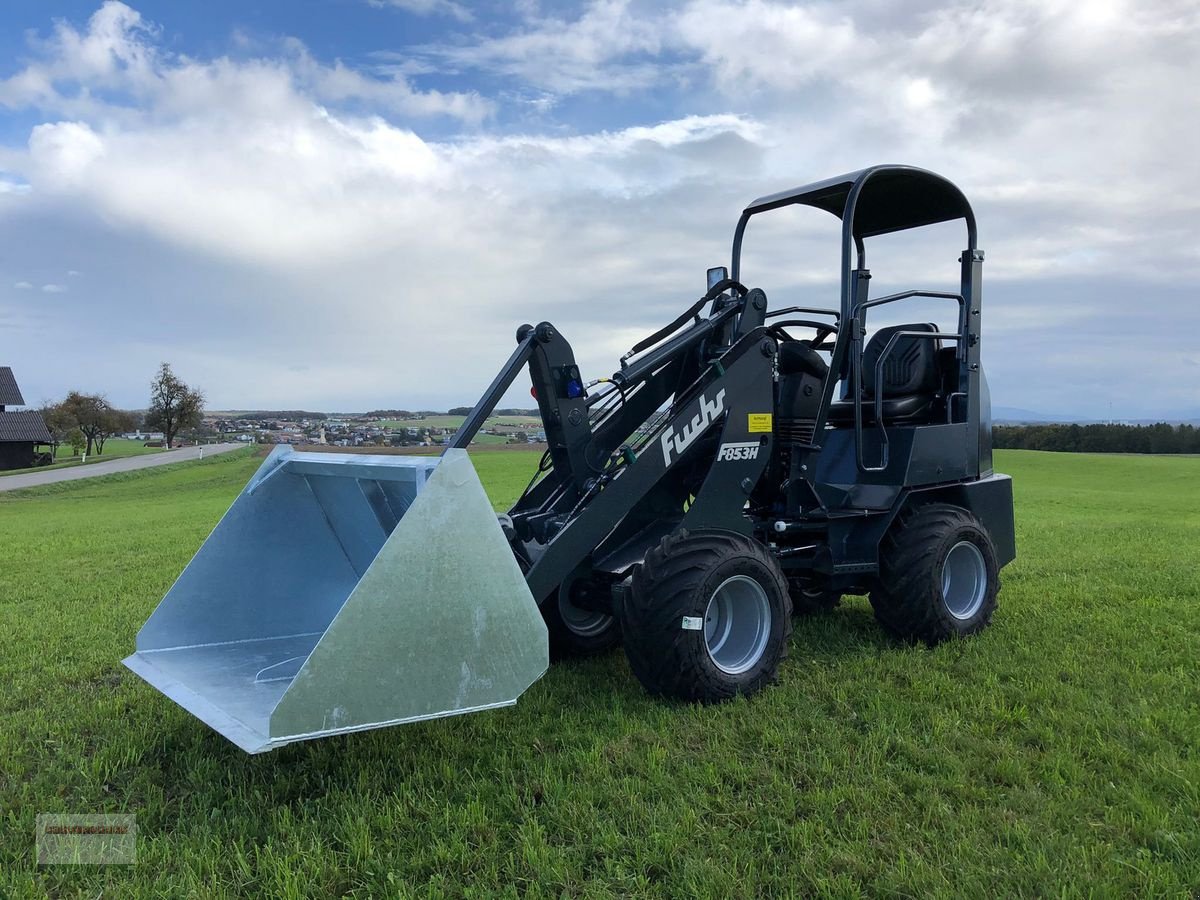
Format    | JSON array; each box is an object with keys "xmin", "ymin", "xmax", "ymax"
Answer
[{"xmin": 747, "ymin": 413, "xmax": 773, "ymax": 433}]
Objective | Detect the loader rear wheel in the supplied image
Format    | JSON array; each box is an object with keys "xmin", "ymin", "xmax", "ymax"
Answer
[
  {"xmin": 541, "ymin": 575, "xmax": 622, "ymax": 659},
  {"xmin": 622, "ymin": 529, "xmax": 792, "ymax": 702},
  {"xmin": 870, "ymin": 503, "xmax": 999, "ymax": 644}
]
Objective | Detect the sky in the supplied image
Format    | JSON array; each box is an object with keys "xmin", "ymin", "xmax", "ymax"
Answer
[{"xmin": 0, "ymin": 0, "xmax": 1196, "ymax": 417}]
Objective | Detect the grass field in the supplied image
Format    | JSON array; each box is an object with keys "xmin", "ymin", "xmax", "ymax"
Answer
[
  {"xmin": 466, "ymin": 432, "xmax": 522, "ymax": 445},
  {"xmin": 0, "ymin": 439, "xmax": 166, "ymax": 478},
  {"xmin": 51, "ymin": 438, "xmax": 165, "ymax": 464},
  {"xmin": 378, "ymin": 416, "xmax": 542, "ymax": 430},
  {"xmin": 1, "ymin": 449, "xmax": 1197, "ymax": 896},
  {"xmin": 373, "ymin": 414, "xmax": 536, "ymax": 445}
]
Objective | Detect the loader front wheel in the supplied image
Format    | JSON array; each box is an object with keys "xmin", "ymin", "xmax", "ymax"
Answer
[
  {"xmin": 622, "ymin": 529, "xmax": 792, "ymax": 702},
  {"xmin": 870, "ymin": 503, "xmax": 999, "ymax": 644},
  {"xmin": 541, "ymin": 574, "xmax": 622, "ymax": 659}
]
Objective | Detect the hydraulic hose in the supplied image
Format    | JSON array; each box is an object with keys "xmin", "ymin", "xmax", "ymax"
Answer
[{"xmin": 622, "ymin": 279, "xmax": 748, "ymax": 362}]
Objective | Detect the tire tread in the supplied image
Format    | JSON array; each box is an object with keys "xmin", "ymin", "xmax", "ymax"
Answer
[
  {"xmin": 870, "ymin": 503, "xmax": 1000, "ymax": 644},
  {"xmin": 623, "ymin": 529, "xmax": 793, "ymax": 702}
]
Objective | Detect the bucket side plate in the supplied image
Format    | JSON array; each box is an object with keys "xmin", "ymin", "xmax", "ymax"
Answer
[{"xmin": 266, "ymin": 449, "xmax": 549, "ymax": 749}]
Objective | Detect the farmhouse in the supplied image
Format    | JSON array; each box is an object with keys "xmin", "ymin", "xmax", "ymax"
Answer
[{"xmin": 0, "ymin": 367, "xmax": 53, "ymax": 471}]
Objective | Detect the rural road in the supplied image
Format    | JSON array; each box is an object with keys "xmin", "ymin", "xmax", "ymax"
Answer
[{"xmin": 0, "ymin": 442, "xmax": 245, "ymax": 492}]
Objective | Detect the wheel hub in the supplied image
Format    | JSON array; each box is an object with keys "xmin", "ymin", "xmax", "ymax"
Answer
[
  {"xmin": 703, "ymin": 575, "xmax": 772, "ymax": 675},
  {"xmin": 558, "ymin": 582, "xmax": 614, "ymax": 638},
  {"xmin": 941, "ymin": 540, "xmax": 987, "ymax": 620}
]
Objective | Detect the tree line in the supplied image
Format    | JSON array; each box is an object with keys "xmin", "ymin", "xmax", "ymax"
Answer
[
  {"xmin": 993, "ymin": 423, "xmax": 1200, "ymax": 455},
  {"xmin": 39, "ymin": 363, "xmax": 204, "ymax": 457},
  {"xmin": 228, "ymin": 410, "xmax": 328, "ymax": 421}
]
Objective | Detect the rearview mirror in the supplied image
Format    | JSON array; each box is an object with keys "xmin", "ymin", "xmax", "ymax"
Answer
[{"xmin": 706, "ymin": 266, "xmax": 728, "ymax": 291}]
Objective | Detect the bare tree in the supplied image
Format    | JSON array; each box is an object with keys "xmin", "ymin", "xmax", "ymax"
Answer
[{"xmin": 145, "ymin": 363, "xmax": 204, "ymax": 448}]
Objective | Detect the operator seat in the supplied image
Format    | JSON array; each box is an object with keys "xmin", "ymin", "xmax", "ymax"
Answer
[{"xmin": 826, "ymin": 323, "xmax": 943, "ymax": 425}]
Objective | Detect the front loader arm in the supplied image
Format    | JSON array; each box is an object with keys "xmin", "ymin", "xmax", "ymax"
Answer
[{"xmin": 523, "ymin": 328, "xmax": 778, "ymax": 603}]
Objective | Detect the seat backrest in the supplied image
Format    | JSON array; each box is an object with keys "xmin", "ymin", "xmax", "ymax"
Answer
[{"xmin": 862, "ymin": 323, "xmax": 940, "ymax": 398}]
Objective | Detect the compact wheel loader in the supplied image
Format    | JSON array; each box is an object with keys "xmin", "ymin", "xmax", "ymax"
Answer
[{"xmin": 125, "ymin": 165, "xmax": 1015, "ymax": 752}]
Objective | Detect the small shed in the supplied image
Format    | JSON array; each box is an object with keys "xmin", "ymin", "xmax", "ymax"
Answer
[{"xmin": 0, "ymin": 367, "xmax": 54, "ymax": 470}]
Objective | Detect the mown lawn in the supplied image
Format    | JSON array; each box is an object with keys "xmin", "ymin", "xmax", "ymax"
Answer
[
  {"xmin": 1, "ymin": 439, "xmax": 167, "ymax": 478},
  {"xmin": 378, "ymin": 414, "xmax": 541, "ymax": 446},
  {"xmin": 53, "ymin": 438, "xmax": 166, "ymax": 460},
  {"xmin": 0, "ymin": 449, "xmax": 1197, "ymax": 897}
]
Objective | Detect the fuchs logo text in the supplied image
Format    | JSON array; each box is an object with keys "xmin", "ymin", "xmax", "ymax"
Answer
[
  {"xmin": 717, "ymin": 441, "xmax": 759, "ymax": 461},
  {"xmin": 661, "ymin": 389, "xmax": 727, "ymax": 467}
]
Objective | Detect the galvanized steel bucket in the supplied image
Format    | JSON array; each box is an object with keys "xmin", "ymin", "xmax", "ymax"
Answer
[{"xmin": 123, "ymin": 446, "xmax": 548, "ymax": 753}]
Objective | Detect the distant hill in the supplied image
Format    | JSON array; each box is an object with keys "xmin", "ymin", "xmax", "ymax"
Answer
[
  {"xmin": 993, "ymin": 406, "xmax": 1200, "ymax": 426},
  {"xmin": 365, "ymin": 408, "xmax": 539, "ymax": 419},
  {"xmin": 992, "ymin": 406, "xmax": 1069, "ymax": 423},
  {"xmin": 208, "ymin": 410, "xmax": 330, "ymax": 420}
]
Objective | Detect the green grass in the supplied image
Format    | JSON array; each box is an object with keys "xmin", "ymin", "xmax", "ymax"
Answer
[
  {"xmin": 1, "ymin": 449, "xmax": 1197, "ymax": 896},
  {"xmin": 52, "ymin": 438, "xmax": 167, "ymax": 463},
  {"xmin": 372, "ymin": 413, "xmax": 539, "ymax": 445},
  {"xmin": 1, "ymin": 439, "xmax": 167, "ymax": 477},
  {"xmin": 465, "ymin": 432, "xmax": 522, "ymax": 445}
]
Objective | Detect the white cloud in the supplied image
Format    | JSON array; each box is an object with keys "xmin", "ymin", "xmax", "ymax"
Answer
[
  {"xmin": 0, "ymin": 1, "xmax": 1196, "ymax": 417},
  {"xmin": 0, "ymin": 2, "xmax": 158, "ymax": 114},
  {"xmin": 410, "ymin": 0, "xmax": 862, "ymax": 97},
  {"xmin": 13, "ymin": 281, "xmax": 33, "ymax": 289},
  {"xmin": 416, "ymin": 0, "xmax": 667, "ymax": 94},
  {"xmin": 673, "ymin": 0, "xmax": 861, "ymax": 90},
  {"xmin": 2, "ymin": 13, "xmax": 764, "ymax": 407},
  {"xmin": 28, "ymin": 121, "xmax": 106, "ymax": 186},
  {"xmin": 0, "ymin": 1, "xmax": 491, "ymax": 123},
  {"xmin": 367, "ymin": 0, "xmax": 474, "ymax": 22},
  {"xmin": 41, "ymin": 283, "xmax": 67, "ymax": 292},
  {"xmin": 282, "ymin": 39, "xmax": 492, "ymax": 121}
]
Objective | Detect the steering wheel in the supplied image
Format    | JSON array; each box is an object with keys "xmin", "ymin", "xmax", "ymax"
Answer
[{"xmin": 769, "ymin": 318, "xmax": 839, "ymax": 349}]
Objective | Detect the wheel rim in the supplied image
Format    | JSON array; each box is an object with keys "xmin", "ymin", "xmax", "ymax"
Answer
[
  {"xmin": 703, "ymin": 575, "xmax": 772, "ymax": 675},
  {"xmin": 941, "ymin": 540, "xmax": 987, "ymax": 620},
  {"xmin": 557, "ymin": 586, "xmax": 613, "ymax": 638}
]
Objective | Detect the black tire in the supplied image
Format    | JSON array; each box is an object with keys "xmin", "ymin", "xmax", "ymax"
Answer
[
  {"xmin": 870, "ymin": 503, "xmax": 999, "ymax": 644},
  {"xmin": 621, "ymin": 529, "xmax": 792, "ymax": 702},
  {"xmin": 787, "ymin": 579, "xmax": 841, "ymax": 616},
  {"xmin": 541, "ymin": 575, "xmax": 622, "ymax": 660}
]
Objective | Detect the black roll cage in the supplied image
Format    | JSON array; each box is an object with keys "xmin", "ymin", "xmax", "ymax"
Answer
[{"xmin": 729, "ymin": 164, "xmax": 985, "ymax": 474}]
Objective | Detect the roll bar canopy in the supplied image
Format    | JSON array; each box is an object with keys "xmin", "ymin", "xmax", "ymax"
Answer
[{"xmin": 731, "ymin": 165, "xmax": 977, "ymax": 284}]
